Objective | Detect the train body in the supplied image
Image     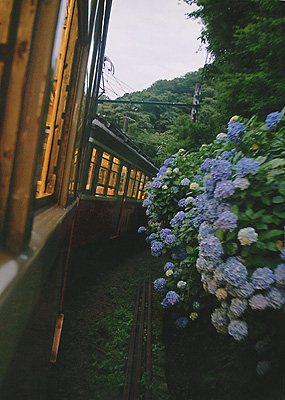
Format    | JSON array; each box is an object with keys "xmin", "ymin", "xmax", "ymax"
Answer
[{"xmin": 0, "ymin": 1, "xmax": 157, "ymax": 398}]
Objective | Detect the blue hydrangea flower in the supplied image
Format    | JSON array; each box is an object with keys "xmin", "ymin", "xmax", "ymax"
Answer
[
  {"xmin": 175, "ymin": 317, "xmax": 188, "ymax": 328},
  {"xmin": 228, "ymin": 320, "xmax": 248, "ymax": 341},
  {"xmin": 265, "ymin": 111, "xmax": 283, "ymax": 129},
  {"xmin": 192, "ymin": 214, "xmax": 205, "ymax": 228},
  {"xmin": 151, "ymin": 241, "xmax": 163, "ymax": 257},
  {"xmin": 256, "ymin": 361, "xmax": 272, "ymax": 376},
  {"xmin": 214, "ymin": 179, "xmax": 235, "ymax": 200},
  {"xmin": 163, "ymin": 234, "xmax": 176, "ymax": 245},
  {"xmin": 194, "ymin": 174, "xmax": 202, "ymax": 181},
  {"xmin": 157, "ymin": 165, "xmax": 167, "ymax": 177},
  {"xmin": 178, "ymin": 248, "xmax": 187, "ymax": 260},
  {"xmin": 160, "ymin": 228, "xmax": 172, "ymax": 241},
  {"xmin": 138, "ymin": 226, "xmax": 145, "ymax": 233},
  {"xmin": 154, "ymin": 278, "xmax": 166, "ymax": 293},
  {"xmin": 229, "ymin": 298, "xmax": 248, "ymax": 318},
  {"xmin": 251, "ymin": 267, "xmax": 275, "ymax": 290},
  {"xmin": 161, "ymin": 298, "xmax": 169, "ymax": 308},
  {"xmin": 221, "ymin": 151, "xmax": 234, "ymax": 160},
  {"xmin": 217, "ymin": 202, "xmax": 233, "ymax": 215},
  {"xmin": 211, "ymin": 160, "xmax": 232, "ymax": 181},
  {"xmin": 214, "ymin": 263, "xmax": 227, "ymax": 285},
  {"xmin": 214, "ymin": 211, "xmax": 238, "ymax": 232},
  {"xmin": 275, "ymin": 263, "xmax": 285, "ymax": 286},
  {"xmin": 235, "ymin": 282, "xmax": 254, "ymax": 298},
  {"xmin": 238, "ymin": 227, "xmax": 258, "ymax": 245},
  {"xmin": 196, "ymin": 257, "xmax": 219, "ymax": 273},
  {"xmin": 249, "ymin": 294, "xmax": 269, "ymax": 310},
  {"xmin": 172, "ymin": 186, "xmax": 178, "ymax": 193},
  {"xmin": 193, "ymin": 193, "xmax": 207, "ymax": 212},
  {"xmin": 201, "ymin": 158, "xmax": 213, "ymax": 171},
  {"xmin": 170, "ymin": 211, "xmax": 186, "ymax": 227},
  {"xmin": 224, "ymin": 257, "xmax": 248, "ymax": 287},
  {"xmin": 166, "ymin": 290, "xmax": 180, "ymax": 305},
  {"xmin": 203, "ymin": 176, "xmax": 216, "ymax": 196},
  {"xmin": 142, "ymin": 198, "xmax": 152, "ymax": 207},
  {"xmin": 266, "ymin": 287, "xmax": 285, "ymax": 309},
  {"xmin": 203, "ymin": 198, "xmax": 220, "ymax": 222},
  {"xmin": 178, "ymin": 198, "xmax": 186, "ymax": 207},
  {"xmin": 280, "ymin": 248, "xmax": 285, "ymax": 261},
  {"xmin": 211, "ymin": 308, "xmax": 228, "ymax": 333},
  {"xmin": 236, "ymin": 157, "xmax": 260, "ymax": 177},
  {"xmin": 181, "ymin": 178, "xmax": 190, "ymax": 186},
  {"xmin": 164, "ymin": 262, "xmax": 175, "ymax": 271},
  {"xmin": 199, "ymin": 235, "xmax": 224, "ymax": 260},
  {"xmin": 148, "ymin": 233, "xmax": 157, "ymax": 241},
  {"xmin": 173, "ymin": 268, "xmax": 182, "ymax": 277},
  {"xmin": 198, "ymin": 222, "xmax": 215, "ymax": 242},
  {"xmin": 233, "ymin": 177, "xmax": 250, "ymax": 190},
  {"xmin": 164, "ymin": 157, "xmax": 175, "ymax": 166},
  {"xmin": 227, "ymin": 121, "xmax": 246, "ymax": 142}
]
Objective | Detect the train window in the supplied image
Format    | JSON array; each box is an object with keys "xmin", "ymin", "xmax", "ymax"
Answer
[
  {"xmin": 96, "ymin": 151, "xmax": 111, "ymax": 195},
  {"xmin": 106, "ymin": 157, "xmax": 120, "ymax": 196},
  {"xmin": 35, "ymin": 0, "xmax": 75, "ymax": 199},
  {"xmin": 85, "ymin": 147, "xmax": 98, "ymax": 191},
  {"xmin": 137, "ymin": 174, "xmax": 145, "ymax": 200},
  {"xmin": 118, "ymin": 166, "xmax": 128, "ymax": 196},
  {"xmin": 142, "ymin": 176, "xmax": 149, "ymax": 199},
  {"xmin": 132, "ymin": 170, "xmax": 142, "ymax": 198},
  {"xmin": 127, "ymin": 168, "xmax": 135, "ymax": 197}
]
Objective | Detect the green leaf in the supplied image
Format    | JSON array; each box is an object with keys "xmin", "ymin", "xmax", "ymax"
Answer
[
  {"xmin": 272, "ymin": 195, "xmax": 284, "ymax": 204},
  {"xmin": 215, "ymin": 229, "xmax": 224, "ymax": 241},
  {"xmin": 258, "ymin": 230, "xmax": 284, "ymax": 240}
]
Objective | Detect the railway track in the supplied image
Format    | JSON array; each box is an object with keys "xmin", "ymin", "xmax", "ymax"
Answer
[{"xmin": 123, "ymin": 275, "xmax": 152, "ymax": 400}]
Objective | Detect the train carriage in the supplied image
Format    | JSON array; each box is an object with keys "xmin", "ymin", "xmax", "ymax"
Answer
[{"xmin": 0, "ymin": 1, "xmax": 157, "ymax": 398}]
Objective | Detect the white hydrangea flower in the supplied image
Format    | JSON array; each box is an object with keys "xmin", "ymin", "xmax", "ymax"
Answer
[
  {"xmin": 173, "ymin": 167, "xmax": 179, "ymax": 173},
  {"xmin": 233, "ymin": 177, "xmax": 250, "ymax": 190},
  {"xmin": 216, "ymin": 288, "xmax": 228, "ymax": 301},
  {"xmin": 238, "ymin": 227, "xmax": 258, "ymax": 245},
  {"xmin": 190, "ymin": 182, "xmax": 199, "ymax": 190},
  {"xmin": 177, "ymin": 280, "xmax": 187, "ymax": 289},
  {"xmin": 162, "ymin": 185, "xmax": 168, "ymax": 190},
  {"xmin": 166, "ymin": 269, "xmax": 173, "ymax": 277},
  {"xmin": 216, "ymin": 132, "xmax": 227, "ymax": 142}
]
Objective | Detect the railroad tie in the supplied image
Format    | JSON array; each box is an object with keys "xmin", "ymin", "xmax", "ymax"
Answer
[{"xmin": 123, "ymin": 275, "xmax": 152, "ymax": 400}]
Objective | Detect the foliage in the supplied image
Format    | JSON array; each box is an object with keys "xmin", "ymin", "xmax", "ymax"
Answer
[
  {"xmin": 139, "ymin": 108, "xmax": 285, "ymax": 373},
  {"xmin": 98, "ymin": 71, "xmax": 225, "ymax": 164},
  {"xmin": 183, "ymin": 0, "xmax": 285, "ymax": 118}
]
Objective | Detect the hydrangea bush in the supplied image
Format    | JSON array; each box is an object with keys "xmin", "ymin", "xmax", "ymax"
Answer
[{"xmin": 139, "ymin": 110, "xmax": 285, "ymax": 373}]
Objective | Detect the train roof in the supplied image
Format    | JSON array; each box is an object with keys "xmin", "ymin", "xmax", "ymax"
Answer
[{"xmin": 90, "ymin": 116, "xmax": 158, "ymax": 175}]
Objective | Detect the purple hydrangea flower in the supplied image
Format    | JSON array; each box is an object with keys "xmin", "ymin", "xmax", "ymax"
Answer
[
  {"xmin": 138, "ymin": 226, "xmax": 145, "ymax": 233},
  {"xmin": 228, "ymin": 320, "xmax": 248, "ymax": 341},
  {"xmin": 249, "ymin": 294, "xmax": 269, "ymax": 310},
  {"xmin": 163, "ymin": 234, "xmax": 176, "ymax": 245},
  {"xmin": 198, "ymin": 222, "xmax": 215, "ymax": 241},
  {"xmin": 194, "ymin": 174, "xmax": 202, "ymax": 181},
  {"xmin": 164, "ymin": 262, "xmax": 175, "ymax": 271},
  {"xmin": 199, "ymin": 235, "xmax": 224, "ymax": 260},
  {"xmin": 211, "ymin": 160, "xmax": 232, "ymax": 182},
  {"xmin": 148, "ymin": 233, "xmax": 157, "ymax": 241},
  {"xmin": 217, "ymin": 202, "xmax": 233, "ymax": 215},
  {"xmin": 161, "ymin": 298, "xmax": 169, "ymax": 308},
  {"xmin": 142, "ymin": 198, "xmax": 152, "ymax": 207},
  {"xmin": 265, "ymin": 111, "xmax": 283, "ymax": 129},
  {"xmin": 151, "ymin": 178, "xmax": 162, "ymax": 189},
  {"xmin": 154, "ymin": 278, "xmax": 166, "ymax": 293},
  {"xmin": 157, "ymin": 165, "xmax": 167, "ymax": 177},
  {"xmin": 227, "ymin": 121, "xmax": 246, "ymax": 142},
  {"xmin": 224, "ymin": 257, "xmax": 248, "ymax": 287},
  {"xmin": 175, "ymin": 317, "xmax": 188, "ymax": 328},
  {"xmin": 201, "ymin": 158, "xmax": 213, "ymax": 171},
  {"xmin": 251, "ymin": 267, "xmax": 275, "ymax": 290},
  {"xmin": 235, "ymin": 282, "xmax": 254, "ymax": 298},
  {"xmin": 275, "ymin": 263, "xmax": 285, "ymax": 286},
  {"xmin": 280, "ymin": 248, "xmax": 285, "ymax": 261},
  {"xmin": 166, "ymin": 290, "xmax": 180, "ymax": 305},
  {"xmin": 214, "ymin": 211, "xmax": 238, "ymax": 232},
  {"xmin": 151, "ymin": 241, "xmax": 163, "ymax": 257},
  {"xmin": 214, "ymin": 179, "xmax": 235, "ymax": 200},
  {"xmin": 236, "ymin": 157, "xmax": 260, "ymax": 177}
]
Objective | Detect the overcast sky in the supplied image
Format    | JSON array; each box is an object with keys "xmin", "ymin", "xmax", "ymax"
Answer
[{"xmin": 103, "ymin": 0, "xmax": 207, "ymax": 98}]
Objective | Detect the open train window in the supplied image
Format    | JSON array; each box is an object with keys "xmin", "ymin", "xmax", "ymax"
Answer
[
  {"xmin": 36, "ymin": 0, "xmax": 76, "ymax": 199},
  {"xmin": 118, "ymin": 166, "xmax": 128, "ymax": 196}
]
